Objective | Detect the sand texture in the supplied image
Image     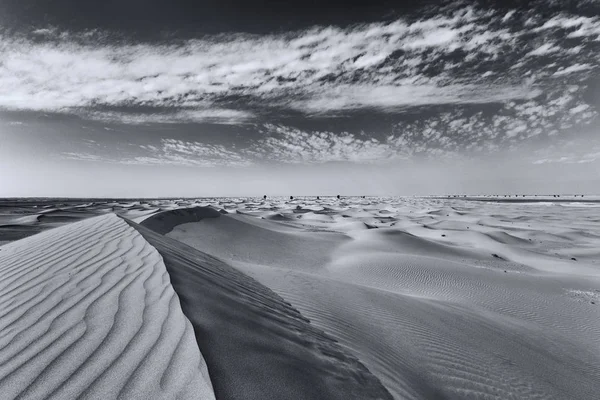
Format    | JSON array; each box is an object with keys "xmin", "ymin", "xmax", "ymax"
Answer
[
  {"xmin": 0, "ymin": 214, "xmax": 215, "ymax": 400},
  {"xmin": 140, "ymin": 198, "xmax": 600, "ymax": 400},
  {"xmin": 131, "ymin": 219, "xmax": 393, "ymax": 400},
  {"xmin": 2, "ymin": 196, "xmax": 600, "ymax": 399}
]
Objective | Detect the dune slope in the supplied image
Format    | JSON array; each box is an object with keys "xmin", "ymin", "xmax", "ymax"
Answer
[
  {"xmin": 155, "ymin": 207, "xmax": 600, "ymax": 400},
  {"xmin": 130, "ymin": 218, "xmax": 393, "ymax": 400},
  {"xmin": 0, "ymin": 214, "xmax": 214, "ymax": 400},
  {"xmin": 138, "ymin": 206, "xmax": 222, "ymax": 235}
]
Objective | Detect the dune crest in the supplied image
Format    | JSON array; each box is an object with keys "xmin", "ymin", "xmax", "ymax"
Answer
[
  {"xmin": 134, "ymin": 215, "xmax": 393, "ymax": 400},
  {"xmin": 0, "ymin": 214, "xmax": 215, "ymax": 400}
]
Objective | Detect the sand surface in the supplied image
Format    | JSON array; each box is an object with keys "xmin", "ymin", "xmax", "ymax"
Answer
[
  {"xmin": 130, "ymin": 219, "xmax": 393, "ymax": 400},
  {"xmin": 2, "ymin": 196, "xmax": 600, "ymax": 399},
  {"xmin": 0, "ymin": 214, "xmax": 214, "ymax": 400},
  {"xmin": 142, "ymin": 197, "xmax": 600, "ymax": 400}
]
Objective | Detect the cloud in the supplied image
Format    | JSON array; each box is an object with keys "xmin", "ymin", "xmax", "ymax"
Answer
[
  {"xmin": 60, "ymin": 104, "xmax": 600, "ymax": 168},
  {"xmin": 135, "ymin": 139, "xmax": 253, "ymax": 167},
  {"xmin": 390, "ymin": 90, "xmax": 598, "ymax": 155},
  {"xmin": 63, "ymin": 128, "xmax": 409, "ymax": 166},
  {"xmin": 290, "ymin": 84, "xmax": 542, "ymax": 114},
  {"xmin": 553, "ymin": 64, "xmax": 594, "ymax": 76},
  {"xmin": 533, "ymin": 14, "xmax": 600, "ymax": 38},
  {"xmin": 501, "ymin": 10, "xmax": 516, "ymax": 23},
  {"xmin": 246, "ymin": 124, "xmax": 410, "ymax": 163},
  {"xmin": 63, "ymin": 138, "xmax": 253, "ymax": 167},
  {"xmin": 246, "ymin": 113, "xmax": 573, "ymax": 164},
  {"xmin": 0, "ymin": 3, "xmax": 598, "ymax": 122},
  {"xmin": 532, "ymin": 152, "xmax": 600, "ymax": 164},
  {"xmin": 527, "ymin": 43, "xmax": 561, "ymax": 56},
  {"xmin": 62, "ymin": 152, "xmax": 105, "ymax": 162},
  {"xmin": 530, "ymin": 133, "xmax": 600, "ymax": 164},
  {"xmin": 84, "ymin": 109, "xmax": 254, "ymax": 125}
]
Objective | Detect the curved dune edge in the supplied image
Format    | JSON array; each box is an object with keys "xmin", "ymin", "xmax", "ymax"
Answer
[
  {"xmin": 129, "ymin": 218, "xmax": 394, "ymax": 400},
  {"xmin": 0, "ymin": 214, "xmax": 215, "ymax": 400},
  {"xmin": 139, "ymin": 206, "xmax": 222, "ymax": 235}
]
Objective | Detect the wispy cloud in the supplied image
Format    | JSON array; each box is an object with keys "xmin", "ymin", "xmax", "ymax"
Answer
[
  {"xmin": 530, "ymin": 134, "xmax": 600, "ymax": 165},
  {"xmin": 84, "ymin": 109, "xmax": 254, "ymax": 125},
  {"xmin": 62, "ymin": 152, "xmax": 105, "ymax": 162},
  {"xmin": 533, "ymin": 13, "xmax": 600, "ymax": 38},
  {"xmin": 62, "ymin": 138, "xmax": 253, "ymax": 167},
  {"xmin": 553, "ymin": 64, "xmax": 594, "ymax": 76},
  {"xmin": 527, "ymin": 43, "xmax": 561, "ymax": 56},
  {"xmin": 532, "ymin": 152, "xmax": 600, "ymax": 164},
  {"xmin": 289, "ymin": 84, "xmax": 543, "ymax": 114},
  {"xmin": 60, "ymin": 107, "xmax": 600, "ymax": 168},
  {"xmin": 133, "ymin": 138, "xmax": 254, "ymax": 167},
  {"xmin": 0, "ymin": 3, "xmax": 598, "ymax": 122},
  {"xmin": 247, "ymin": 124, "xmax": 410, "ymax": 163},
  {"xmin": 390, "ymin": 88, "xmax": 598, "ymax": 155}
]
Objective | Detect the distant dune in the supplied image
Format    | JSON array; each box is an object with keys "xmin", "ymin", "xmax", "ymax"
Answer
[{"xmin": 438, "ymin": 195, "xmax": 600, "ymax": 204}]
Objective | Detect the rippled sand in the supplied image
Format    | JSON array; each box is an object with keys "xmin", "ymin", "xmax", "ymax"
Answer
[{"xmin": 1, "ymin": 196, "xmax": 599, "ymax": 399}]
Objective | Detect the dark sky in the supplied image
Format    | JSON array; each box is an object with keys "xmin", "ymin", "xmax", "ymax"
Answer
[
  {"xmin": 1, "ymin": 0, "xmax": 430, "ymax": 35},
  {"xmin": 4, "ymin": 0, "xmax": 598, "ymax": 36},
  {"xmin": 0, "ymin": 0, "xmax": 599, "ymax": 196}
]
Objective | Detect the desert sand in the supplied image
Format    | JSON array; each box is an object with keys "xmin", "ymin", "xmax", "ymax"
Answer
[
  {"xmin": 1, "ymin": 196, "xmax": 599, "ymax": 399},
  {"xmin": 0, "ymin": 214, "xmax": 215, "ymax": 399}
]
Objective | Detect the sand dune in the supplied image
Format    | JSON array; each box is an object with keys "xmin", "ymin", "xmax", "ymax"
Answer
[
  {"xmin": 150, "ymin": 211, "xmax": 348, "ymax": 271},
  {"xmin": 132, "ymin": 218, "xmax": 393, "ymax": 400},
  {"xmin": 150, "ymin": 204, "xmax": 600, "ymax": 400},
  {"xmin": 138, "ymin": 206, "xmax": 222, "ymax": 234},
  {"xmin": 0, "ymin": 214, "xmax": 214, "ymax": 400},
  {"xmin": 2, "ymin": 197, "xmax": 600, "ymax": 399}
]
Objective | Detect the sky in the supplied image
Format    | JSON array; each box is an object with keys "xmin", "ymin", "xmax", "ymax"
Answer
[{"xmin": 1, "ymin": 0, "xmax": 599, "ymax": 197}]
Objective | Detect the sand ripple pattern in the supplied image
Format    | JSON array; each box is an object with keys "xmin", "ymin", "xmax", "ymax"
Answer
[{"xmin": 0, "ymin": 214, "xmax": 215, "ymax": 400}]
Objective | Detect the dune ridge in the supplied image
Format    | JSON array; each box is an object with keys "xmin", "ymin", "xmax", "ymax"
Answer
[
  {"xmin": 0, "ymin": 214, "xmax": 214, "ymax": 400},
  {"xmin": 138, "ymin": 206, "xmax": 222, "ymax": 235},
  {"xmin": 131, "ymin": 217, "xmax": 394, "ymax": 400}
]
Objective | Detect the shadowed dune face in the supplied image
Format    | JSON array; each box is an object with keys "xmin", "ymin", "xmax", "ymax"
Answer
[
  {"xmin": 147, "ymin": 205, "xmax": 600, "ymax": 400},
  {"xmin": 138, "ymin": 206, "xmax": 222, "ymax": 235},
  {"xmin": 0, "ymin": 214, "xmax": 215, "ymax": 400},
  {"xmin": 128, "ymin": 219, "xmax": 394, "ymax": 400},
  {"xmin": 143, "ymin": 209, "xmax": 349, "ymax": 271}
]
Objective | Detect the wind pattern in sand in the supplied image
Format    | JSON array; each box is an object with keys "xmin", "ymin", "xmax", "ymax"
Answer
[{"xmin": 0, "ymin": 214, "xmax": 215, "ymax": 400}]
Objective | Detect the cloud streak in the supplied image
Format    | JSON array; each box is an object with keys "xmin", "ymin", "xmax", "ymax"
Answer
[
  {"xmin": 63, "ymin": 138, "xmax": 254, "ymax": 167},
  {"xmin": 84, "ymin": 109, "xmax": 255, "ymax": 125},
  {"xmin": 0, "ymin": 4, "xmax": 598, "ymax": 122}
]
